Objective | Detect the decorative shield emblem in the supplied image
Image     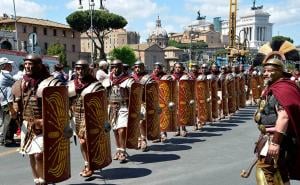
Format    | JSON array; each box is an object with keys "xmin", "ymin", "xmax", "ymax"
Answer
[
  {"xmin": 235, "ymin": 76, "xmax": 240, "ymax": 110},
  {"xmin": 239, "ymin": 74, "xmax": 246, "ymax": 108},
  {"xmin": 84, "ymin": 90, "xmax": 111, "ymax": 171},
  {"xmin": 250, "ymin": 75, "xmax": 260, "ymax": 100},
  {"xmin": 145, "ymin": 82, "xmax": 160, "ymax": 140},
  {"xmin": 210, "ymin": 76, "xmax": 219, "ymax": 119},
  {"xmin": 127, "ymin": 82, "xmax": 143, "ymax": 149},
  {"xmin": 196, "ymin": 76, "xmax": 211, "ymax": 123},
  {"xmin": 226, "ymin": 75, "xmax": 236, "ymax": 114},
  {"xmin": 158, "ymin": 79, "xmax": 177, "ymax": 132},
  {"xmin": 220, "ymin": 76, "xmax": 229, "ymax": 116},
  {"xmin": 43, "ymin": 86, "xmax": 70, "ymax": 183},
  {"xmin": 178, "ymin": 80, "xmax": 196, "ymax": 126}
]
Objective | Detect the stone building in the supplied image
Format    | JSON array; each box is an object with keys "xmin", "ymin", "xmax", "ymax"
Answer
[
  {"xmin": 0, "ymin": 16, "xmax": 81, "ymax": 66},
  {"xmin": 80, "ymin": 28, "xmax": 140, "ymax": 60},
  {"xmin": 147, "ymin": 16, "xmax": 168, "ymax": 48},
  {"xmin": 221, "ymin": 5, "xmax": 273, "ymax": 50},
  {"xmin": 129, "ymin": 43, "xmax": 165, "ymax": 72}
]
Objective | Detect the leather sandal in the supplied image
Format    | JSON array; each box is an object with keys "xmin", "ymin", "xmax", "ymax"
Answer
[
  {"xmin": 81, "ymin": 169, "xmax": 93, "ymax": 177},
  {"xmin": 79, "ymin": 165, "xmax": 88, "ymax": 176},
  {"xmin": 161, "ymin": 133, "xmax": 167, "ymax": 143},
  {"xmin": 113, "ymin": 150, "xmax": 120, "ymax": 160},
  {"xmin": 137, "ymin": 138, "xmax": 142, "ymax": 149},
  {"xmin": 119, "ymin": 151, "xmax": 128, "ymax": 164},
  {"xmin": 174, "ymin": 131, "xmax": 180, "ymax": 137},
  {"xmin": 181, "ymin": 130, "xmax": 187, "ymax": 137},
  {"xmin": 141, "ymin": 140, "xmax": 148, "ymax": 152}
]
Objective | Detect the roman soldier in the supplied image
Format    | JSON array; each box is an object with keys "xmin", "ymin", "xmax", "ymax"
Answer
[
  {"xmin": 253, "ymin": 40, "xmax": 300, "ymax": 184},
  {"xmin": 151, "ymin": 62, "xmax": 166, "ymax": 81},
  {"xmin": 172, "ymin": 62, "xmax": 189, "ymax": 137},
  {"xmin": 69, "ymin": 59, "xmax": 106, "ymax": 177},
  {"xmin": 102, "ymin": 59, "xmax": 135, "ymax": 163},
  {"xmin": 12, "ymin": 54, "xmax": 70, "ymax": 185},
  {"xmin": 131, "ymin": 61, "xmax": 157, "ymax": 151}
]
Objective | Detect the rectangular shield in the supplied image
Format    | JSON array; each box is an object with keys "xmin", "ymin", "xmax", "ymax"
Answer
[
  {"xmin": 43, "ymin": 86, "xmax": 70, "ymax": 183},
  {"xmin": 127, "ymin": 82, "xmax": 143, "ymax": 149},
  {"xmin": 211, "ymin": 77, "xmax": 219, "ymax": 119},
  {"xmin": 145, "ymin": 82, "xmax": 161, "ymax": 140},
  {"xmin": 250, "ymin": 75, "xmax": 260, "ymax": 100},
  {"xmin": 178, "ymin": 80, "xmax": 196, "ymax": 126},
  {"xmin": 158, "ymin": 80, "xmax": 177, "ymax": 132},
  {"xmin": 196, "ymin": 78, "xmax": 211, "ymax": 123},
  {"xmin": 84, "ymin": 90, "xmax": 112, "ymax": 170}
]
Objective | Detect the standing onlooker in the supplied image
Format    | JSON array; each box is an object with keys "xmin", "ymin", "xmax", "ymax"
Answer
[
  {"xmin": 96, "ymin": 60, "xmax": 108, "ymax": 83},
  {"xmin": 52, "ymin": 64, "xmax": 68, "ymax": 84},
  {"xmin": 13, "ymin": 64, "xmax": 24, "ymax": 81},
  {"xmin": 0, "ymin": 57, "xmax": 16, "ymax": 146}
]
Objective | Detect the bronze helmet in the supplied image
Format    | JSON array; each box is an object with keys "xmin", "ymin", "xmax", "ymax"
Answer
[
  {"xmin": 23, "ymin": 53, "xmax": 42, "ymax": 64},
  {"xmin": 133, "ymin": 60, "xmax": 144, "ymax": 66},
  {"xmin": 75, "ymin": 59, "xmax": 88, "ymax": 67},
  {"xmin": 110, "ymin": 59, "xmax": 122, "ymax": 66}
]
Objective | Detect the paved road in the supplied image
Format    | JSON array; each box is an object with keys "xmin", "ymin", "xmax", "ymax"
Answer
[{"xmin": 0, "ymin": 106, "xmax": 298, "ymax": 185}]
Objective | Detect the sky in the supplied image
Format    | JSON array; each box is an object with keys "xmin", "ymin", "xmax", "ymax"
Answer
[{"xmin": 1, "ymin": 0, "xmax": 300, "ymax": 46}]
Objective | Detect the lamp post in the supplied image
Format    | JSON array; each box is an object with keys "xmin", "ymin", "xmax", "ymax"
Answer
[
  {"xmin": 79, "ymin": 0, "xmax": 95, "ymax": 63},
  {"xmin": 12, "ymin": 0, "xmax": 19, "ymax": 51}
]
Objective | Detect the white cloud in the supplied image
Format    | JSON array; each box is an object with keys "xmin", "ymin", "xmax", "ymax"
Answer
[{"xmin": 0, "ymin": 0, "xmax": 46, "ymax": 19}]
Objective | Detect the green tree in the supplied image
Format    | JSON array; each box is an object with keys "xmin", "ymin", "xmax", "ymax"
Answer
[
  {"xmin": 168, "ymin": 39, "xmax": 208, "ymax": 50},
  {"xmin": 47, "ymin": 43, "xmax": 67, "ymax": 66},
  {"xmin": 66, "ymin": 10, "xmax": 127, "ymax": 60},
  {"xmin": 272, "ymin": 36, "xmax": 294, "ymax": 43},
  {"xmin": 109, "ymin": 46, "xmax": 136, "ymax": 66}
]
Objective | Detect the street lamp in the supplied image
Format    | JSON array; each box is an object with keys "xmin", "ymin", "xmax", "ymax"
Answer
[
  {"xmin": 78, "ymin": 0, "xmax": 95, "ymax": 63},
  {"xmin": 12, "ymin": 0, "xmax": 19, "ymax": 51}
]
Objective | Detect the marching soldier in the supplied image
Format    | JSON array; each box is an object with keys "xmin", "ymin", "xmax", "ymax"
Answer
[
  {"xmin": 218, "ymin": 66, "xmax": 229, "ymax": 118},
  {"xmin": 151, "ymin": 62, "xmax": 166, "ymax": 81},
  {"xmin": 12, "ymin": 54, "xmax": 69, "ymax": 185},
  {"xmin": 69, "ymin": 59, "xmax": 106, "ymax": 177},
  {"xmin": 131, "ymin": 61, "xmax": 157, "ymax": 151},
  {"xmin": 102, "ymin": 59, "xmax": 136, "ymax": 163},
  {"xmin": 231, "ymin": 65, "xmax": 240, "ymax": 111},
  {"xmin": 196, "ymin": 64, "xmax": 212, "ymax": 127},
  {"xmin": 252, "ymin": 40, "xmax": 300, "ymax": 185},
  {"xmin": 189, "ymin": 63, "xmax": 201, "ymax": 130},
  {"xmin": 151, "ymin": 62, "xmax": 170, "ymax": 142},
  {"xmin": 226, "ymin": 65, "xmax": 236, "ymax": 115},
  {"xmin": 172, "ymin": 62, "xmax": 188, "ymax": 137}
]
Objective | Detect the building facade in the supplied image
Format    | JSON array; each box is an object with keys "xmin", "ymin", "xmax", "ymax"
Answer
[
  {"xmin": 129, "ymin": 43, "xmax": 165, "ymax": 72},
  {"xmin": 0, "ymin": 30, "xmax": 16, "ymax": 50},
  {"xmin": 147, "ymin": 16, "xmax": 168, "ymax": 48},
  {"xmin": 80, "ymin": 28, "xmax": 140, "ymax": 60},
  {"xmin": 0, "ymin": 16, "xmax": 81, "ymax": 66},
  {"xmin": 221, "ymin": 7, "xmax": 273, "ymax": 50}
]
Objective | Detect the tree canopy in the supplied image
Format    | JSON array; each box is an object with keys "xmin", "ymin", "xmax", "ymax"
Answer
[
  {"xmin": 272, "ymin": 35, "xmax": 294, "ymax": 43},
  {"xmin": 47, "ymin": 43, "xmax": 67, "ymax": 66},
  {"xmin": 66, "ymin": 10, "xmax": 127, "ymax": 60},
  {"xmin": 168, "ymin": 40, "xmax": 208, "ymax": 50},
  {"xmin": 109, "ymin": 46, "xmax": 136, "ymax": 66}
]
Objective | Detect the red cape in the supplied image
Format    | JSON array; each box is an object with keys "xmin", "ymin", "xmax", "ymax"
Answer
[{"xmin": 265, "ymin": 79, "xmax": 300, "ymax": 180}]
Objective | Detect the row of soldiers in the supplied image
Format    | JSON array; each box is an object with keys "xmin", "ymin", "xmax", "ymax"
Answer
[{"xmin": 11, "ymin": 53, "xmax": 267, "ymax": 184}]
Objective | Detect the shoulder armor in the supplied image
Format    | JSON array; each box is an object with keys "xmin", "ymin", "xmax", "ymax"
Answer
[
  {"xmin": 68, "ymin": 80, "xmax": 76, "ymax": 98},
  {"xmin": 180, "ymin": 74, "xmax": 191, "ymax": 80},
  {"xmin": 36, "ymin": 76, "xmax": 62, "ymax": 97},
  {"xmin": 140, "ymin": 74, "xmax": 155, "ymax": 85},
  {"xmin": 197, "ymin": 74, "xmax": 207, "ymax": 81},
  {"xmin": 81, "ymin": 81, "xmax": 103, "ymax": 97},
  {"xmin": 102, "ymin": 78, "xmax": 111, "ymax": 88},
  {"xmin": 120, "ymin": 78, "xmax": 135, "ymax": 88},
  {"xmin": 161, "ymin": 75, "xmax": 173, "ymax": 80}
]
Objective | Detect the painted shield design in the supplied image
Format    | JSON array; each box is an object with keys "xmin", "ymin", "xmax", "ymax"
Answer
[
  {"xmin": 178, "ymin": 80, "xmax": 196, "ymax": 126},
  {"xmin": 196, "ymin": 77, "xmax": 211, "ymax": 123},
  {"xmin": 127, "ymin": 82, "xmax": 143, "ymax": 149},
  {"xmin": 84, "ymin": 90, "xmax": 112, "ymax": 170},
  {"xmin": 43, "ymin": 86, "xmax": 70, "ymax": 183},
  {"xmin": 145, "ymin": 82, "xmax": 161, "ymax": 140},
  {"xmin": 158, "ymin": 79, "xmax": 177, "ymax": 132}
]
